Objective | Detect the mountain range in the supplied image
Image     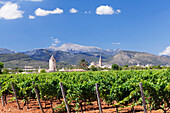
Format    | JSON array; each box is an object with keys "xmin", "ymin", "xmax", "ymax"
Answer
[
  {"xmin": 0, "ymin": 43, "xmax": 170, "ymax": 68},
  {"xmin": 0, "ymin": 48, "xmax": 15, "ymax": 54}
]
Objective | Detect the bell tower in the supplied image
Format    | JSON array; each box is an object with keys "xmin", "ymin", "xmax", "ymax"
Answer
[{"xmin": 99, "ymin": 55, "xmax": 102, "ymax": 67}]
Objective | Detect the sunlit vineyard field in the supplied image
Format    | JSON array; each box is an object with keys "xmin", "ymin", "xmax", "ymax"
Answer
[{"xmin": 0, "ymin": 70, "xmax": 169, "ymax": 113}]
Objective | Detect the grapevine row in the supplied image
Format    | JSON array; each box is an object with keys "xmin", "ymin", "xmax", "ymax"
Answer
[{"xmin": 0, "ymin": 70, "xmax": 169, "ymax": 112}]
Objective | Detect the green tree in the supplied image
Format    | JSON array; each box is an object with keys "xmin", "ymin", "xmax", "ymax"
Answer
[
  {"xmin": 167, "ymin": 66, "xmax": 170, "ymax": 70},
  {"xmin": 2, "ymin": 68, "xmax": 9, "ymax": 74},
  {"xmin": 157, "ymin": 65, "xmax": 162, "ymax": 69},
  {"xmin": 78, "ymin": 59, "xmax": 88, "ymax": 69},
  {"xmin": 111, "ymin": 64, "xmax": 119, "ymax": 70},
  {"xmin": 13, "ymin": 67, "xmax": 23, "ymax": 73},
  {"xmin": 124, "ymin": 65, "xmax": 128, "ymax": 67},
  {"xmin": 90, "ymin": 66, "xmax": 98, "ymax": 71},
  {"xmin": 149, "ymin": 66, "xmax": 152, "ymax": 69},
  {"xmin": 18, "ymin": 69, "xmax": 24, "ymax": 73},
  {"xmin": 0, "ymin": 62, "xmax": 4, "ymax": 74},
  {"xmin": 40, "ymin": 69, "xmax": 46, "ymax": 73},
  {"xmin": 119, "ymin": 66, "xmax": 123, "ymax": 70},
  {"xmin": 35, "ymin": 69, "xmax": 38, "ymax": 72}
]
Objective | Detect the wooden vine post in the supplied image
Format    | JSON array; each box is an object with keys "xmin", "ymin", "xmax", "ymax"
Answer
[
  {"xmin": 11, "ymin": 83, "xmax": 21, "ymax": 109},
  {"xmin": 95, "ymin": 83, "xmax": 103, "ymax": 113},
  {"xmin": 32, "ymin": 81, "xmax": 44, "ymax": 113},
  {"xmin": 139, "ymin": 82, "xmax": 147, "ymax": 113},
  {"xmin": 0, "ymin": 83, "xmax": 5, "ymax": 106},
  {"xmin": 59, "ymin": 82, "xmax": 70, "ymax": 113}
]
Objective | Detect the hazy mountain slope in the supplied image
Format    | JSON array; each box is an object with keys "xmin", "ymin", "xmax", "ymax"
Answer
[
  {"xmin": 24, "ymin": 49, "xmax": 103, "ymax": 65},
  {"xmin": 106, "ymin": 51, "xmax": 170, "ymax": 66},
  {"xmin": 1, "ymin": 44, "xmax": 170, "ymax": 68},
  {"xmin": 0, "ymin": 48, "xmax": 15, "ymax": 54},
  {"xmin": 23, "ymin": 43, "xmax": 122, "ymax": 65},
  {"xmin": 161, "ymin": 55, "xmax": 170, "ymax": 58},
  {"xmin": 0, "ymin": 53, "xmax": 48, "ymax": 68}
]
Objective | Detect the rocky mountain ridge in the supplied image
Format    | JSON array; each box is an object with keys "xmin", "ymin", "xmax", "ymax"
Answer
[
  {"xmin": 0, "ymin": 43, "xmax": 170, "ymax": 68},
  {"xmin": 0, "ymin": 48, "xmax": 15, "ymax": 54},
  {"xmin": 106, "ymin": 51, "xmax": 170, "ymax": 66},
  {"xmin": 24, "ymin": 43, "xmax": 123, "ymax": 56}
]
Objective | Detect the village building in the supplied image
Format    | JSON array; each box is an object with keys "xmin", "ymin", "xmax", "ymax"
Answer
[
  {"xmin": 136, "ymin": 63, "xmax": 153, "ymax": 68},
  {"xmin": 88, "ymin": 62, "xmax": 96, "ymax": 68},
  {"xmin": 59, "ymin": 68, "xmax": 86, "ymax": 72},
  {"xmin": 88, "ymin": 55, "xmax": 103, "ymax": 68},
  {"xmin": 88, "ymin": 55, "xmax": 112, "ymax": 69}
]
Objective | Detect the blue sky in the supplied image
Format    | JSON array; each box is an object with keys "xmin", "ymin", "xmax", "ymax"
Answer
[{"xmin": 0, "ymin": 0, "xmax": 170, "ymax": 55}]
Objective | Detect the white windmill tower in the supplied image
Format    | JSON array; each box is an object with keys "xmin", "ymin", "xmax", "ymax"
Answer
[{"xmin": 49, "ymin": 55, "xmax": 56, "ymax": 72}]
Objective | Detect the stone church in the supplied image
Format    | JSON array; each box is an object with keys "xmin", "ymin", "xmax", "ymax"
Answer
[{"xmin": 88, "ymin": 55, "xmax": 102, "ymax": 68}]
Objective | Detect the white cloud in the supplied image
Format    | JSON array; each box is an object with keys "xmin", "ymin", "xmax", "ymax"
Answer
[
  {"xmin": 35, "ymin": 8, "xmax": 63, "ymax": 16},
  {"xmin": 51, "ymin": 37, "xmax": 60, "ymax": 46},
  {"xmin": 29, "ymin": 15, "xmax": 35, "ymax": 19},
  {"xmin": 96, "ymin": 5, "xmax": 121, "ymax": 15},
  {"xmin": 50, "ymin": 8, "xmax": 63, "ymax": 14},
  {"xmin": 116, "ymin": 9, "xmax": 121, "ymax": 14},
  {"xmin": 112, "ymin": 43, "xmax": 120, "ymax": 45},
  {"xmin": 84, "ymin": 11, "xmax": 91, "ymax": 14},
  {"xmin": 69, "ymin": 8, "xmax": 78, "ymax": 13},
  {"xmin": 0, "ymin": 2, "xmax": 24, "ymax": 20},
  {"xmin": 26, "ymin": 0, "xmax": 43, "ymax": 2},
  {"xmin": 159, "ymin": 46, "xmax": 170, "ymax": 56},
  {"xmin": 96, "ymin": 5, "xmax": 114, "ymax": 15},
  {"xmin": 35, "ymin": 8, "xmax": 49, "ymax": 16}
]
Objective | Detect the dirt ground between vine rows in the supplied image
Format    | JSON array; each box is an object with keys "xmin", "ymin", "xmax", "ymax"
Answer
[{"xmin": 0, "ymin": 95, "xmax": 169, "ymax": 113}]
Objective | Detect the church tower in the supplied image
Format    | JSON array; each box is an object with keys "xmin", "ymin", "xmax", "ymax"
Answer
[
  {"xmin": 99, "ymin": 55, "xmax": 102, "ymax": 67},
  {"xmin": 49, "ymin": 55, "xmax": 56, "ymax": 72}
]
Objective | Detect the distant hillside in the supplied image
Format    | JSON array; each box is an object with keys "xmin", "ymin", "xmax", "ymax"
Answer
[
  {"xmin": 106, "ymin": 51, "xmax": 170, "ymax": 66},
  {"xmin": 23, "ymin": 43, "xmax": 122, "ymax": 65},
  {"xmin": 1, "ymin": 43, "xmax": 170, "ymax": 68},
  {"xmin": 0, "ymin": 48, "xmax": 15, "ymax": 54},
  {"xmin": 24, "ymin": 49, "xmax": 104, "ymax": 65},
  {"xmin": 0, "ymin": 53, "xmax": 48, "ymax": 68},
  {"xmin": 161, "ymin": 55, "xmax": 170, "ymax": 58}
]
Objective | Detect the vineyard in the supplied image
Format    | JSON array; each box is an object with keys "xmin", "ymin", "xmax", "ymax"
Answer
[{"xmin": 0, "ymin": 70, "xmax": 170, "ymax": 113}]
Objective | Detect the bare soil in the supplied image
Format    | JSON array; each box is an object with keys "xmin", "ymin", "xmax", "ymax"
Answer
[{"xmin": 0, "ymin": 95, "xmax": 169, "ymax": 113}]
